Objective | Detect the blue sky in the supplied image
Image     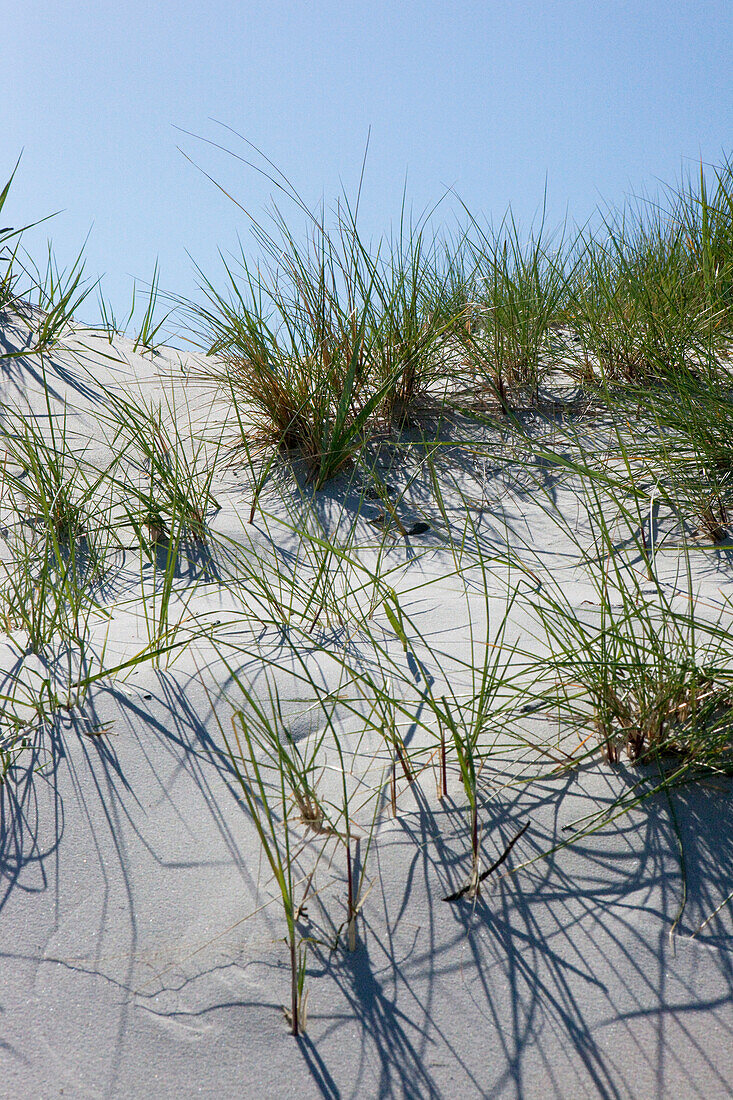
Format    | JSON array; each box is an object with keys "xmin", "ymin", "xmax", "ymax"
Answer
[{"xmin": 4, "ymin": 1, "xmax": 733, "ymax": 333}]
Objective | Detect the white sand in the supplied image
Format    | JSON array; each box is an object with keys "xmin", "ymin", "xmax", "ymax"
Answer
[{"xmin": 1, "ymin": 317, "xmax": 732, "ymax": 1099}]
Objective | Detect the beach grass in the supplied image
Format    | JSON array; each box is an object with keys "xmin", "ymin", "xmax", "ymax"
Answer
[{"xmin": 2, "ymin": 149, "xmax": 733, "ymax": 1028}]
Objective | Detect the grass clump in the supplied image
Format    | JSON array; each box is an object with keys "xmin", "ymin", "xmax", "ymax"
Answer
[
  {"xmin": 624, "ymin": 374, "xmax": 733, "ymax": 543},
  {"xmin": 99, "ymin": 387, "xmax": 222, "ymax": 548},
  {"xmin": 462, "ymin": 209, "xmax": 575, "ymax": 411},
  {"xmin": 21, "ymin": 240, "xmax": 96, "ymax": 352},
  {"xmin": 189, "ymin": 161, "xmax": 468, "ymax": 488},
  {"xmin": 193, "ymin": 230, "xmax": 383, "ymax": 488},
  {"xmin": 523, "ymin": 461, "xmax": 733, "ymax": 769},
  {"xmin": 542, "ymin": 588, "xmax": 733, "ymax": 767},
  {"xmin": 96, "ymin": 260, "xmax": 172, "ymax": 352},
  {"xmin": 565, "ymin": 161, "xmax": 733, "ymax": 389}
]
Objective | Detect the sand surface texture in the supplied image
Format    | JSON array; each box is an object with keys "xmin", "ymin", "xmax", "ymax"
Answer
[{"xmin": 1, "ymin": 317, "xmax": 732, "ymax": 1099}]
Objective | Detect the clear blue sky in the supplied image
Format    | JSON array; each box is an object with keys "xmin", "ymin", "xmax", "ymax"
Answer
[{"xmin": 4, "ymin": 0, "xmax": 733, "ymax": 333}]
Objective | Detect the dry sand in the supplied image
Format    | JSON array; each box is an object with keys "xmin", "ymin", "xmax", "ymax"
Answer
[{"xmin": 1, "ymin": 317, "xmax": 732, "ymax": 1099}]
